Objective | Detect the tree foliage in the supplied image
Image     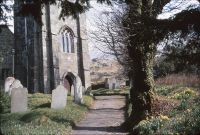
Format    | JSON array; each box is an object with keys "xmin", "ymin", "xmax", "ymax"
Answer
[{"xmin": 155, "ymin": 31, "xmax": 200, "ymax": 77}]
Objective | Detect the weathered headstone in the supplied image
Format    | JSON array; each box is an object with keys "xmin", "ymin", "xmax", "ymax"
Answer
[
  {"xmin": 11, "ymin": 88, "xmax": 28, "ymax": 113},
  {"xmin": 51, "ymin": 85, "xmax": 67, "ymax": 109},
  {"xmin": 105, "ymin": 77, "xmax": 120, "ymax": 90},
  {"xmin": 71, "ymin": 85, "xmax": 74, "ymax": 96},
  {"xmin": 74, "ymin": 75, "xmax": 83, "ymax": 104},
  {"xmin": 4, "ymin": 77, "xmax": 15, "ymax": 93},
  {"xmin": 9, "ymin": 79, "xmax": 23, "ymax": 95}
]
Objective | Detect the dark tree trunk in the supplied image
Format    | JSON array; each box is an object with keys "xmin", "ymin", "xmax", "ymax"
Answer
[
  {"xmin": 123, "ymin": 42, "xmax": 156, "ymax": 130},
  {"xmin": 130, "ymin": 43, "xmax": 155, "ymax": 126},
  {"xmin": 121, "ymin": 0, "xmax": 157, "ymax": 130}
]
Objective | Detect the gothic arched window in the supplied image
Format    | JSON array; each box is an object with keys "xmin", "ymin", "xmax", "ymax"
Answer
[{"xmin": 60, "ymin": 29, "xmax": 74, "ymax": 53}]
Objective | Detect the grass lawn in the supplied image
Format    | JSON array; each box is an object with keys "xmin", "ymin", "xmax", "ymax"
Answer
[{"xmin": 0, "ymin": 93, "xmax": 93, "ymax": 135}]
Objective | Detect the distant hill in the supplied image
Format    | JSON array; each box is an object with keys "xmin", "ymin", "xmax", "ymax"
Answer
[{"xmin": 90, "ymin": 58, "xmax": 124, "ymax": 84}]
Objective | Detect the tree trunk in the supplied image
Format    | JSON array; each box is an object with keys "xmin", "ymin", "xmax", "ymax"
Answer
[
  {"xmin": 121, "ymin": 0, "xmax": 156, "ymax": 130},
  {"xmin": 124, "ymin": 42, "xmax": 156, "ymax": 130}
]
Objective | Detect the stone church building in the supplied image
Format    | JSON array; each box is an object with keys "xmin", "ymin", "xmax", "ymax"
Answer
[{"xmin": 13, "ymin": 2, "xmax": 91, "ymax": 93}]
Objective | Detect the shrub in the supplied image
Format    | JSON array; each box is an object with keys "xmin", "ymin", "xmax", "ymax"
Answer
[
  {"xmin": 134, "ymin": 94, "xmax": 200, "ymax": 135},
  {"xmin": 170, "ymin": 105, "xmax": 200, "ymax": 134},
  {"xmin": 176, "ymin": 100, "xmax": 188, "ymax": 110},
  {"xmin": 0, "ymin": 91, "xmax": 10, "ymax": 113},
  {"xmin": 134, "ymin": 106, "xmax": 200, "ymax": 135},
  {"xmin": 83, "ymin": 95, "xmax": 94, "ymax": 107},
  {"xmin": 170, "ymin": 87, "xmax": 197, "ymax": 100},
  {"xmin": 155, "ymin": 85, "xmax": 174, "ymax": 96},
  {"xmin": 155, "ymin": 74, "xmax": 200, "ymax": 87},
  {"xmin": 133, "ymin": 115, "xmax": 170, "ymax": 135}
]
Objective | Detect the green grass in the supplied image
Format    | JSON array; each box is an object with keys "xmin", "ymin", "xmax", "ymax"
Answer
[
  {"xmin": 0, "ymin": 93, "xmax": 93, "ymax": 135},
  {"xmin": 134, "ymin": 85, "xmax": 200, "ymax": 134}
]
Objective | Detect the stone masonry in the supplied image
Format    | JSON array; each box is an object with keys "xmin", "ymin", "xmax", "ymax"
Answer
[
  {"xmin": 11, "ymin": 88, "xmax": 28, "ymax": 113},
  {"xmin": 13, "ymin": 1, "xmax": 91, "ymax": 93}
]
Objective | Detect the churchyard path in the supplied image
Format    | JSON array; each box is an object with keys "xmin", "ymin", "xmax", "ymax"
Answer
[{"xmin": 71, "ymin": 95, "xmax": 128, "ymax": 135}]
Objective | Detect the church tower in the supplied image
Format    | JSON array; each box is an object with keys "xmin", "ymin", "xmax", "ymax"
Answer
[
  {"xmin": 41, "ymin": 4, "xmax": 91, "ymax": 93},
  {"xmin": 14, "ymin": 0, "xmax": 91, "ymax": 93}
]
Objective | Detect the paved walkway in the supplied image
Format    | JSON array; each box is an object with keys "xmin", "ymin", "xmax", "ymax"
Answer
[{"xmin": 71, "ymin": 95, "xmax": 128, "ymax": 135}]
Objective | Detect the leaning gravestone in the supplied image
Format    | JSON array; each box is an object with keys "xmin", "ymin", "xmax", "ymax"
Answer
[
  {"xmin": 4, "ymin": 77, "xmax": 15, "ymax": 93},
  {"xmin": 51, "ymin": 85, "xmax": 67, "ymax": 109},
  {"xmin": 11, "ymin": 88, "xmax": 28, "ymax": 113}
]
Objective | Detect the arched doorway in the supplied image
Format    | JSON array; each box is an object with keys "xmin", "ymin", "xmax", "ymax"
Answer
[
  {"xmin": 64, "ymin": 74, "xmax": 74, "ymax": 95},
  {"xmin": 62, "ymin": 72, "xmax": 83, "ymax": 104}
]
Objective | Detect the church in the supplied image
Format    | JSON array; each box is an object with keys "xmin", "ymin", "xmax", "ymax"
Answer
[{"xmin": 12, "ymin": 1, "xmax": 91, "ymax": 93}]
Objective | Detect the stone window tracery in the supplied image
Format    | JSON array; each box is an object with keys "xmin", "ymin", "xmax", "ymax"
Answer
[{"xmin": 60, "ymin": 29, "xmax": 74, "ymax": 53}]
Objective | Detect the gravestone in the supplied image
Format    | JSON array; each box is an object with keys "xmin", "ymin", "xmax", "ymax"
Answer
[
  {"xmin": 71, "ymin": 85, "xmax": 74, "ymax": 96},
  {"xmin": 9, "ymin": 79, "xmax": 23, "ymax": 95},
  {"xmin": 4, "ymin": 77, "xmax": 15, "ymax": 93},
  {"xmin": 51, "ymin": 85, "xmax": 67, "ymax": 109},
  {"xmin": 74, "ymin": 75, "xmax": 83, "ymax": 104},
  {"xmin": 11, "ymin": 88, "xmax": 28, "ymax": 113},
  {"xmin": 105, "ymin": 77, "xmax": 120, "ymax": 90}
]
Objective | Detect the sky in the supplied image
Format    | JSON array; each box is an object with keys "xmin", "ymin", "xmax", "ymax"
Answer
[
  {"xmin": 1, "ymin": 0, "xmax": 200, "ymax": 58},
  {"xmin": 158, "ymin": 0, "xmax": 199, "ymax": 19},
  {"xmin": 86, "ymin": 1, "xmax": 116, "ymax": 59},
  {"xmin": 0, "ymin": 0, "xmax": 14, "ymax": 31}
]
